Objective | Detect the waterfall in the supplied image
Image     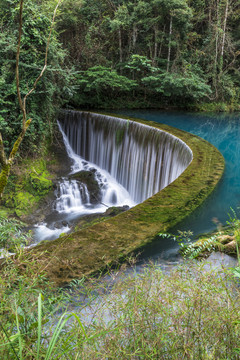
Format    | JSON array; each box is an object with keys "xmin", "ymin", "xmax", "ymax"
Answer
[
  {"xmin": 59, "ymin": 111, "xmax": 193, "ymax": 204},
  {"xmin": 55, "ymin": 181, "xmax": 90, "ymax": 212},
  {"xmin": 33, "ymin": 110, "xmax": 192, "ymax": 243},
  {"xmin": 55, "ymin": 120, "xmax": 136, "ymax": 213}
]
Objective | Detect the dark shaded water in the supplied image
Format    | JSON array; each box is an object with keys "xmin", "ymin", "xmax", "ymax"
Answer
[{"xmin": 113, "ymin": 110, "xmax": 240, "ymax": 261}]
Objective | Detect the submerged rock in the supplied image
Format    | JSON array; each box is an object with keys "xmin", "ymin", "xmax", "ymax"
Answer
[{"xmin": 205, "ymin": 252, "xmax": 238, "ymax": 269}]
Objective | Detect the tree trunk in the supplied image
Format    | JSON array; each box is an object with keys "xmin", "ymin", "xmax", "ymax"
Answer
[
  {"xmin": 220, "ymin": 0, "xmax": 229, "ymax": 72},
  {"xmin": 119, "ymin": 28, "xmax": 123, "ymax": 63},
  {"xmin": 158, "ymin": 25, "xmax": 166, "ymax": 58},
  {"xmin": 0, "ymin": 164, "xmax": 11, "ymax": 200},
  {"xmin": 0, "ymin": 0, "xmax": 61, "ymax": 201},
  {"xmin": 132, "ymin": 24, "xmax": 138, "ymax": 50},
  {"xmin": 214, "ymin": 0, "xmax": 220, "ymax": 99},
  {"xmin": 167, "ymin": 16, "xmax": 172, "ymax": 72},
  {"xmin": 153, "ymin": 25, "xmax": 158, "ymax": 66}
]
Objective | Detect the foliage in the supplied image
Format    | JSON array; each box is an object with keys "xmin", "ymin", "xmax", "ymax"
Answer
[
  {"xmin": 73, "ymin": 65, "xmax": 137, "ymax": 107},
  {"xmin": 142, "ymin": 68, "xmax": 212, "ymax": 102},
  {"xmin": 159, "ymin": 230, "xmax": 221, "ymax": 258},
  {"xmin": 57, "ymin": 0, "xmax": 240, "ymax": 109},
  {"xmin": 1, "ymin": 259, "xmax": 240, "ymax": 359},
  {"xmin": 0, "ymin": 252, "xmax": 75, "ymax": 359},
  {"xmin": 0, "ymin": 216, "xmax": 31, "ymax": 251},
  {"xmin": 0, "ymin": 0, "xmax": 73, "ymax": 156}
]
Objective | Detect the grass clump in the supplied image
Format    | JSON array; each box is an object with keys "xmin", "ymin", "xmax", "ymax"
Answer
[
  {"xmin": 67, "ymin": 262, "xmax": 240, "ymax": 360},
  {"xmin": 0, "ymin": 253, "xmax": 79, "ymax": 359},
  {"xmin": 0, "ymin": 216, "xmax": 32, "ymax": 252},
  {"xmin": 1, "ymin": 256, "xmax": 240, "ymax": 359}
]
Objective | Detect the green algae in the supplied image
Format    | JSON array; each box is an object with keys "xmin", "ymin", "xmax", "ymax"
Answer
[{"xmin": 14, "ymin": 113, "xmax": 225, "ymax": 286}]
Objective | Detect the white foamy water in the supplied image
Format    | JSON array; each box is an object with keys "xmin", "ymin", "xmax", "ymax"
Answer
[
  {"xmin": 33, "ymin": 120, "xmax": 135, "ymax": 242},
  {"xmin": 34, "ymin": 111, "xmax": 192, "ymax": 243},
  {"xmin": 55, "ymin": 121, "xmax": 135, "ymax": 212},
  {"xmin": 60, "ymin": 111, "xmax": 193, "ymax": 203}
]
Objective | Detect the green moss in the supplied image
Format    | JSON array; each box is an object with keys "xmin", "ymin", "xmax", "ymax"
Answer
[
  {"xmin": 14, "ymin": 191, "xmax": 38, "ymax": 217},
  {"xmin": 29, "ymin": 171, "xmax": 52, "ymax": 195},
  {"xmin": 2, "ymin": 155, "xmax": 54, "ymax": 218}
]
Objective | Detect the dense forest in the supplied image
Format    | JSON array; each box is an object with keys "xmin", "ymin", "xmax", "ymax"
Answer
[
  {"xmin": 59, "ymin": 0, "xmax": 240, "ymax": 110},
  {"xmin": 1, "ymin": 0, "xmax": 240, "ymax": 154}
]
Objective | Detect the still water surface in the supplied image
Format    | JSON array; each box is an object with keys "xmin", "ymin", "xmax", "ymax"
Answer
[{"xmin": 114, "ymin": 110, "xmax": 240, "ymax": 261}]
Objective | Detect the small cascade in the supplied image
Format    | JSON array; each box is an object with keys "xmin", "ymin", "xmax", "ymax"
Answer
[
  {"xmin": 55, "ymin": 180, "xmax": 90, "ymax": 212},
  {"xmin": 33, "ymin": 116, "xmax": 136, "ymax": 243}
]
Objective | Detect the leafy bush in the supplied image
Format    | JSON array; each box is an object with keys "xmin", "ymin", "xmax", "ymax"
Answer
[{"xmin": 73, "ymin": 66, "xmax": 137, "ymax": 107}]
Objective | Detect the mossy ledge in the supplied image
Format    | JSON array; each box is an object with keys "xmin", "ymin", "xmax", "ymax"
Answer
[{"xmin": 10, "ymin": 112, "xmax": 225, "ymax": 286}]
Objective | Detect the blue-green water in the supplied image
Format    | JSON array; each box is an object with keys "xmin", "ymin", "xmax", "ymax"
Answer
[{"xmin": 114, "ymin": 110, "xmax": 240, "ymax": 258}]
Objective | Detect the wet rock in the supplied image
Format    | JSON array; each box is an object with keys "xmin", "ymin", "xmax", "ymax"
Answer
[
  {"xmin": 54, "ymin": 221, "xmax": 69, "ymax": 229},
  {"xmin": 89, "ymin": 168, "xmax": 97, "ymax": 173},
  {"xmin": 69, "ymin": 170, "xmax": 101, "ymax": 204},
  {"xmin": 223, "ymin": 240, "xmax": 237, "ymax": 254},
  {"xmin": 204, "ymin": 251, "xmax": 238, "ymax": 269},
  {"xmin": 104, "ymin": 205, "xmax": 129, "ymax": 217}
]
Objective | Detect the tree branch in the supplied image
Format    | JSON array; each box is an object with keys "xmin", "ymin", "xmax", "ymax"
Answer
[
  {"xmin": 0, "ymin": 132, "xmax": 7, "ymax": 166},
  {"xmin": 23, "ymin": 0, "xmax": 63, "ymax": 111},
  {"xmin": 16, "ymin": 0, "xmax": 26, "ymax": 126},
  {"xmin": 8, "ymin": 119, "xmax": 32, "ymax": 164}
]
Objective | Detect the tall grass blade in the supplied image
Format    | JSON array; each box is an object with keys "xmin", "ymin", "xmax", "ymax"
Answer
[
  {"xmin": 0, "ymin": 322, "xmax": 20, "ymax": 360},
  {"xmin": 15, "ymin": 306, "xmax": 23, "ymax": 360},
  {"xmin": 44, "ymin": 313, "xmax": 73, "ymax": 360},
  {"xmin": 37, "ymin": 293, "xmax": 42, "ymax": 360}
]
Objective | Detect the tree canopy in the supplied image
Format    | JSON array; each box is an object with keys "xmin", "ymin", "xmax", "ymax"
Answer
[
  {"xmin": 1, "ymin": 0, "xmax": 240, "ymax": 156},
  {"xmin": 56, "ymin": 0, "xmax": 240, "ymax": 109}
]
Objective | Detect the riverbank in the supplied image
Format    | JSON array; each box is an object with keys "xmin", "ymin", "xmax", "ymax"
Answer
[
  {"xmin": 185, "ymin": 218, "xmax": 240, "ymax": 259},
  {"xmin": 0, "ymin": 112, "xmax": 224, "ymax": 286}
]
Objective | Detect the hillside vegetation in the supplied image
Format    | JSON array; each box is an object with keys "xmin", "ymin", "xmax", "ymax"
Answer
[{"xmin": 1, "ymin": 0, "xmax": 240, "ymax": 159}]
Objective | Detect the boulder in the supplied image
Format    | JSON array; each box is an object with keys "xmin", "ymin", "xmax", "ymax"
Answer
[{"xmin": 104, "ymin": 205, "xmax": 129, "ymax": 217}]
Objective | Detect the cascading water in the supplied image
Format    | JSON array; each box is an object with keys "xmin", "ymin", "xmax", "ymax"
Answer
[
  {"xmin": 34, "ymin": 110, "xmax": 192, "ymax": 243},
  {"xmin": 55, "ymin": 181, "xmax": 90, "ymax": 212},
  {"xmin": 55, "ymin": 120, "xmax": 136, "ymax": 211},
  {"xmin": 59, "ymin": 111, "xmax": 193, "ymax": 203},
  {"xmin": 33, "ymin": 117, "xmax": 136, "ymax": 242}
]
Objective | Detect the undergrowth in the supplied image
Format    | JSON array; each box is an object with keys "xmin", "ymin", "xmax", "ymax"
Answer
[
  {"xmin": 0, "ymin": 216, "xmax": 32, "ymax": 253},
  {"xmin": 1, "ymin": 253, "xmax": 240, "ymax": 359}
]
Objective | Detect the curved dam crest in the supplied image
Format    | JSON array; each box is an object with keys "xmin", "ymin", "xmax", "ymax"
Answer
[
  {"xmin": 27, "ymin": 112, "xmax": 224, "ymax": 286},
  {"xmin": 59, "ymin": 111, "xmax": 193, "ymax": 203}
]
